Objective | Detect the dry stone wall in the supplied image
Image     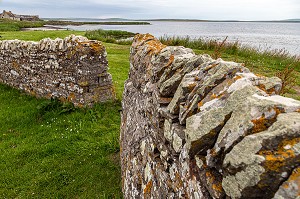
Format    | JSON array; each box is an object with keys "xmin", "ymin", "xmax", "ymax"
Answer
[
  {"xmin": 121, "ymin": 34, "xmax": 300, "ymax": 198},
  {"xmin": 0, "ymin": 35, "xmax": 114, "ymax": 106}
]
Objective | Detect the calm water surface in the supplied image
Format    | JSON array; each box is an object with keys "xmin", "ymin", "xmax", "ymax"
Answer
[{"xmin": 63, "ymin": 21, "xmax": 300, "ymax": 55}]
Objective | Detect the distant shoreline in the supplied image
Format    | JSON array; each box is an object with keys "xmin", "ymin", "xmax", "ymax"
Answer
[
  {"xmin": 138, "ymin": 19, "xmax": 300, "ymax": 23},
  {"xmin": 42, "ymin": 17, "xmax": 300, "ymax": 23},
  {"xmin": 44, "ymin": 20, "xmax": 151, "ymax": 26}
]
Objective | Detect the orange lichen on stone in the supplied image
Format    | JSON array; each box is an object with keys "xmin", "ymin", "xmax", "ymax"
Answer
[
  {"xmin": 90, "ymin": 42, "xmax": 104, "ymax": 54},
  {"xmin": 136, "ymin": 33, "xmax": 155, "ymax": 43},
  {"xmin": 145, "ymin": 40, "xmax": 167, "ymax": 55},
  {"xmin": 143, "ymin": 180, "xmax": 153, "ymax": 195},
  {"xmin": 205, "ymin": 170, "xmax": 224, "ymax": 196},
  {"xmin": 259, "ymin": 138, "xmax": 300, "ymax": 172},
  {"xmin": 212, "ymin": 183, "xmax": 223, "ymax": 193},
  {"xmin": 251, "ymin": 116, "xmax": 268, "ymax": 133},
  {"xmin": 188, "ymin": 83, "xmax": 197, "ymax": 92},
  {"xmin": 251, "ymin": 107, "xmax": 282, "ymax": 134},
  {"xmin": 255, "ymin": 74, "xmax": 266, "ymax": 78},
  {"xmin": 256, "ymin": 84, "xmax": 276, "ymax": 95},
  {"xmin": 210, "ymin": 93, "xmax": 218, "ymax": 99},
  {"xmin": 296, "ymin": 109, "xmax": 300, "ymax": 113},
  {"xmin": 233, "ymin": 75, "xmax": 242, "ymax": 81},
  {"xmin": 204, "ymin": 63, "xmax": 219, "ymax": 72},
  {"xmin": 289, "ymin": 167, "xmax": 300, "ymax": 180},
  {"xmin": 165, "ymin": 54, "xmax": 174, "ymax": 68},
  {"xmin": 194, "ymin": 76, "xmax": 201, "ymax": 81},
  {"xmin": 279, "ymin": 167, "xmax": 300, "ymax": 195},
  {"xmin": 198, "ymin": 101, "xmax": 204, "ymax": 109}
]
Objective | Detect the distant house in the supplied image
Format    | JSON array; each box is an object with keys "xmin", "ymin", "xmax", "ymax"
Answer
[{"xmin": 0, "ymin": 10, "xmax": 40, "ymax": 21}]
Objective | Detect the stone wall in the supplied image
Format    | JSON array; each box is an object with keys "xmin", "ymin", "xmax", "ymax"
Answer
[
  {"xmin": 0, "ymin": 35, "xmax": 114, "ymax": 106},
  {"xmin": 120, "ymin": 34, "xmax": 300, "ymax": 198}
]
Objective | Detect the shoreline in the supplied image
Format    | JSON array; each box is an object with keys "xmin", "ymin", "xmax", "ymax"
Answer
[{"xmin": 21, "ymin": 25, "xmax": 68, "ymax": 31}]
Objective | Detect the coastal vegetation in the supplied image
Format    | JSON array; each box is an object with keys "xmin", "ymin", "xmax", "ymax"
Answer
[
  {"xmin": 45, "ymin": 20, "xmax": 150, "ymax": 26},
  {"xmin": 85, "ymin": 29, "xmax": 135, "ymax": 44},
  {"xmin": 0, "ymin": 19, "xmax": 45, "ymax": 31},
  {"xmin": 0, "ymin": 27, "xmax": 299, "ymax": 197},
  {"xmin": 0, "ymin": 18, "xmax": 150, "ymax": 31}
]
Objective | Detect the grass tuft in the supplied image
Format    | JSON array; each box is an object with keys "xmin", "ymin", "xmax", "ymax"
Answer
[{"xmin": 85, "ymin": 29, "xmax": 135, "ymax": 45}]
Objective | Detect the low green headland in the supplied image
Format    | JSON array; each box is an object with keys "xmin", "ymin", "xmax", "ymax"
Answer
[
  {"xmin": 0, "ymin": 28, "xmax": 299, "ymax": 198},
  {"xmin": 0, "ymin": 18, "xmax": 150, "ymax": 31},
  {"xmin": 45, "ymin": 20, "xmax": 150, "ymax": 26}
]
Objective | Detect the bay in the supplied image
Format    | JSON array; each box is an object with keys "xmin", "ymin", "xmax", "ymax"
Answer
[{"xmin": 61, "ymin": 21, "xmax": 300, "ymax": 56}]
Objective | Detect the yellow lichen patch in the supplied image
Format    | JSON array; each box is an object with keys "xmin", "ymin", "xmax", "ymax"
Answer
[
  {"xmin": 233, "ymin": 75, "xmax": 242, "ymax": 81},
  {"xmin": 251, "ymin": 116, "xmax": 268, "ymax": 133},
  {"xmin": 194, "ymin": 76, "xmax": 201, "ymax": 81},
  {"xmin": 136, "ymin": 33, "xmax": 155, "ymax": 43},
  {"xmin": 251, "ymin": 107, "xmax": 283, "ymax": 134},
  {"xmin": 198, "ymin": 101, "xmax": 204, "ymax": 109},
  {"xmin": 212, "ymin": 183, "xmax": 223, "ymax": 193},
  {"xmin": 205, "ymin": 170, "xmax": 224, "ymax": 195},
  {"xmin": 204, "ymin": 63, "xmax": 219, "ymax": 72},
  {"xmin": 262, "ymin": 150, "xmax": 294, "ymax": 172},
  {"xmin": 146, "ymin": 40, "xmax": 167, "ymax": 55},
  {"xmin": 90, "ymin": 42, "xmax": 104, "ymax": 54},
  {"xmin": 256, "ymin": 84, "xmax": 276, "ymax": 95},
  {"xmin": 289, "ymin": 167, "xmax": 300, "ymax": 180},
  {"xmin": 188, "ymin": 83, "xmax": 197, "ymax": 92},
  {"xmin": 210, "ymin": 93, "xmax": 222, "ymax": 100},
  {"xmin": 165, "ymin": 54, "xmax": 174, "ymax": 68},
  {"xmin": 259, "ymin": 138, "xmax": 300, "ymax": 172},
  {"xmin": 143, "ymin": 180, "xmax": 153, "ymax": 195},
  {"xmin": 255, "ymin": 74, "xmax": 266, "ymax": 78},
  {"xmin": 281, "ymin": 138, "xmax": 300, "ymax": 149}
]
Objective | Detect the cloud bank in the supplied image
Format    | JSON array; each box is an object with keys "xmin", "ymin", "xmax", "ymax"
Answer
[{"xmin": 0, "ymin": 0, "xmax": 299, "ymax": 20}]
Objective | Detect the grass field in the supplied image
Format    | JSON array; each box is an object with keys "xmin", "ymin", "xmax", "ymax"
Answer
[
  {"xmin": 0, "ymin": 31, "xmax": 130, "ymax": 198},
  {"xmin": 0, "ymin": 30, "xmax": 299, "ymax": 198}
]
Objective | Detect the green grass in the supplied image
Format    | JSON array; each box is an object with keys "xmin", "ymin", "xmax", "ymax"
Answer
[
  {"xmin": 0, "ymin": 30, "xmax": 85, "ymax": 41},
  {"xmin": 0, "ymin": 31, "xmax": 132, "ymax": 198},
  {"xmin": 85, "ymin": 29, "xmax": 135, "ymax": 45},
  {"xmin": 0, "ymin": 84, "xmax": 123, "ymax": 198},
  {"xmin": 0, "ymin": 19, "xmax": 44, "ymax": 31}
]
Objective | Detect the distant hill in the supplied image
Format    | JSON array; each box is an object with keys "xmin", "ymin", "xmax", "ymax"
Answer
[
  {"xmin": 284, "ymin": 19, "xmax": 300, "ymax": 22},
  {"xmin": 41, "ymin": 17, "xmax": 300, "ymax": 23},
  {"xmin": 42, "ymin": 18, "xmax": 132, "ymax": 22}
]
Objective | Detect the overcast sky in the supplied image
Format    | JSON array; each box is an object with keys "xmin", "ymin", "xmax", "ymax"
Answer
[{"xmin": 0, "ymin": 0, "xmax": 299, "ymax": 20}]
